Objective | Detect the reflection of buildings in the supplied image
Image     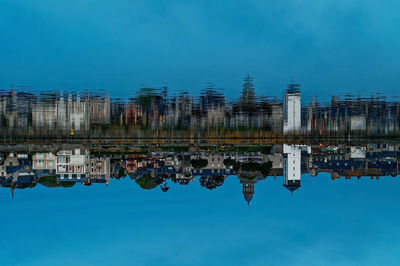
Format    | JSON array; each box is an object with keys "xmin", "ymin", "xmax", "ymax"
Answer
[
  {"xmin": 32, "ymin": 99, "xmax": 57, "ymax": 131},
  {"xmin": 124, "ymin": 103, "xmax": 144, "ymax": 125},
  {"xmin": 56, "ymin": 95, "xmax": 90, "ymax": 132},
  {"xmin": 283, "ymin": 84, "xmax": 301, "ymax": 133},
  {"xmin": 1, "ymin": 83, "xmax": 400, "ymax": 138},
  {"xmin": 0, "ymin": 91, "xmax": 33, "ymax": 131},
  {"xmin": 67, "ymin": 95, "xmax": 89, "ymax": 131},
  {"xmin": 90, "ymin": 95, "xmax": 111, "ymax": 125}
]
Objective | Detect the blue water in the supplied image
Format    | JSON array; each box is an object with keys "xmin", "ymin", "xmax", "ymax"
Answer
[{"xmin": 1, "ymin": 173, "xmax": 399, "ymax": 266}]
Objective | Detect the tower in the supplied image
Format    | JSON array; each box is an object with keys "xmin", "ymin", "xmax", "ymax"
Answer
[
  {"xmin": 283, "ymin": 144, "xmax": 301, "ymax": 193},
  {"xmin": 240, "ymin": 177, "xmax": 257, "ymax": 205}
]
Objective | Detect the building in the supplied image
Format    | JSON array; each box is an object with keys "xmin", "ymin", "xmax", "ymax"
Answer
[
  {"xmin": 32, "ymin": 152, "xmax": 56, "ymax": 172},
  {"xmin": 239, "ymin": 177, "xmax": 257, "ymax": 205},
  {"xmin": 3, "ymin": 153, "xmax": 20, "ymax": 168},
  {"xmin": 89, "ymin": 156, "xmax": 111, "ymax": 184},
  {"xmin": 350, "ymin": 147, "xmax": 367, "ymax": 159},
  {"xmin": 283, "ymin": 144, "xmax": 302, "ymax": 193},
  {"xmin": 56, "ymin": 148, "xmax": 90, "ymax": 182}
]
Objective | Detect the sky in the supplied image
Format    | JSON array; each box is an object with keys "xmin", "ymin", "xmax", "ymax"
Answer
[
  {"xmin": 0, "ymin": 0, "xmax": 399, "ymax": 100},
  {"xmin": 1, "ymin": 174, "xmax": 400, "ymax": 266}
]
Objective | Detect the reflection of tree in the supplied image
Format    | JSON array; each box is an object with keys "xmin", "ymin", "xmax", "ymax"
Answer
[
  {"xmin": 199, "ymin": 175, "xmax": 225, "ymax": 190},
  {"xmin": 239, "ymin": 74, "xmax": 257, "ymax": 115},
  {"xmin": 137, "ymin": 87, "xmax": 159, "ymax": 107},
  {"xmin": 134, "ymin": 87, "xmax": 168, "ymax": 129}
]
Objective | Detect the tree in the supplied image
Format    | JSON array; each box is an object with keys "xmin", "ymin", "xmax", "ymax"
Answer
[{"xmin": 190, "ymin": 158, "xmax": 208, "ymax": 169}]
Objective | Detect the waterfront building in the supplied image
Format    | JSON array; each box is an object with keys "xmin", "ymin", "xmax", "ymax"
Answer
[
  {"xmin": 283, "ymin": 144, "xmax": 302, "ymax": 193},
  {"xmin": 239, "ymin": 177, "xmax": 257, "ymax": 205},
  {"xmin": 89, "ymin": 156, "xmax": 111, "ymax": 184},
  {"xmin": 32, "ymin": 152, "xmax": 56, "ymax": 172},
  {"xmin": 350, "ymin": 147, "xmax": 367, "ymax": 159},
  {"xmin": 56, "ymin": 149, "xmax": 90, "ymax": 182},
  {"xmin": 3, "ymin": 153, "xmax": 19, "ymax": 167}
]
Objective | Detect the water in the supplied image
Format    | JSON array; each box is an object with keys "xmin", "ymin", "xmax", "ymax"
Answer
[{"xmin": 1, "ymin": 85, "xmax": 399, "ymax": 139}]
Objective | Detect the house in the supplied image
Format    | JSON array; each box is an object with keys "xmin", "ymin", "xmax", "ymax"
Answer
[
  {"xmin": 89, "ymin": 156, "xmax": 111, "ymax": 184},
  {"xmin": 32, "ymin": 152, "xmax": 56, "ymax": 173},
  {"xmin": 56, "ymin": 148, "xmax": 90, "ymax": 182}
]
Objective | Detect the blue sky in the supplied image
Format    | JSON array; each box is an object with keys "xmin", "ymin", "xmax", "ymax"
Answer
[
  {"xmin": 0, "ymin": 0, "xmax": 399, "ymax": 100},
  {"xmin": 1, "ymin": 174, "xmax": 400, "ymax": 266}
]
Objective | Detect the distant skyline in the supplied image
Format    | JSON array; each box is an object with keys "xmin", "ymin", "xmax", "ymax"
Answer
[{"xmin": 1, "ymin": 0, "xmax": 399, "ymax": 99}]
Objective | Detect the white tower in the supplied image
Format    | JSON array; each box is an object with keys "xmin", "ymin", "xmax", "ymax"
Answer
[
  {"xmin": 283, "ymin": 144, "xmax": 302, "ymax": 193},
  {"xmin": 283, "ymin": 83, "xmax": 301, "ymax": 133}
]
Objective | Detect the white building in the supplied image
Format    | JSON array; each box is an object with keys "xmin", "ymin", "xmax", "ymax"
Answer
[
  {"xmin": 56, "ymin": 149, "xmax": 90, "ymax": 181},
  {"xmin": 283, "ymin": 84, "xmax": 301, "ymax": 133},
  {"xmin": 283, "ymin": 144, "xmax": 310, "ymax": 193},
  {"xmin": 350, "ymin": 146, "xmax": 366, "ymax": 159}
]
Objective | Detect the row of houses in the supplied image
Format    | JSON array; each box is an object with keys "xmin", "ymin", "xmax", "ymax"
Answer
[
  {"xmin": 0, "ymin": 150, "xmax": 111, "ymax": 191},
  {"xmin": 1, "ymin": 143, "xmax": 400, "ymax": 203}
]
